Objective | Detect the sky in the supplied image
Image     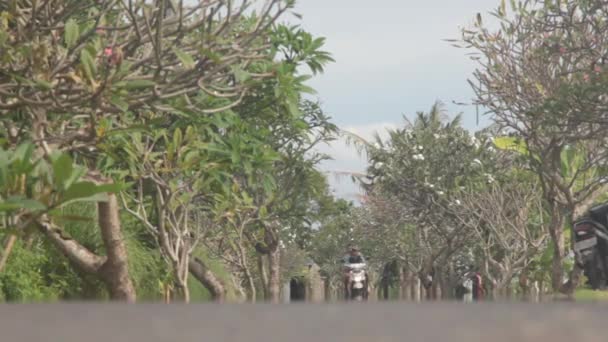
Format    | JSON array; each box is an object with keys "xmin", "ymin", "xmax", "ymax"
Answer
[{"xmin": 280, "ymin": 0, "xmax": 500, "ymax": 202}]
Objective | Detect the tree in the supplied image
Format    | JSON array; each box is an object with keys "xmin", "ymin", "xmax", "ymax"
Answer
[
  {"xmin": 0, "ymin": 143, "xmax": 131, "ymax": 299},
  {"xmin": 241, "ymin": 100, "xmax": 336, "ymax": 303},
  {"xmin": 452, "ymin": 173, "xmax": 549, "ymax": 297},
  {"xmin": 219, "ymin": 25, "xmax": 335, "ymax": 303},
  {"xmin": 355, "ymin": 102, "xmax": 498, "ymax": 299},
  {"xmin": 460, "ymin": 0, "xmax": 608, "ymax": 293},
  {"xmin": 0, "ymin": 0, "xmax": 291, "ymax": 301}
]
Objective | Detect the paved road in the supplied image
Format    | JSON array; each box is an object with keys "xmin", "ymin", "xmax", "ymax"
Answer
[{"xmin": 1, "ymin": 302, "xmax": 607, "ymax": 342}]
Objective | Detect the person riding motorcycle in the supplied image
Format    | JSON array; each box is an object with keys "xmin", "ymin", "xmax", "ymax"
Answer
[{"xmin": 342, "ymin": 245, "xmax": 367, "ymax": 299}]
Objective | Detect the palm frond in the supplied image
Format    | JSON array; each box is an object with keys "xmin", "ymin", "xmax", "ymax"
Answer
[{"xmin": 341, "ymin": 129, "xmax": 373, "ymax": 158}]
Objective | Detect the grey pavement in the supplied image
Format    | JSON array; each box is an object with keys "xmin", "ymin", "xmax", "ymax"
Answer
[{"xmin": 1, "ymin": 302, "xmax": 607, "ymax": 342}]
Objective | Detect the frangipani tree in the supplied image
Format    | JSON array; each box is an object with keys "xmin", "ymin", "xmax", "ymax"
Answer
[
  {"xmin": 0, "ymin": 0, "xmax": 294, "ymax": 301},
  {"xmin": 461, "ymin": 0, "xmax": 608, "ymax": 293}
]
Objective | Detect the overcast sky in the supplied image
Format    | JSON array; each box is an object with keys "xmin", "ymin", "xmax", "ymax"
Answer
[{"xmin": 279, "ymin": 0, "xmax": 500, "ymax": 202}]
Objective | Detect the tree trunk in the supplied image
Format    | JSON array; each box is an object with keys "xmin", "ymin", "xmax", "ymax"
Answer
[
  {"xmin": 97, "ymin": 195, "xmax": 137, "ymax": 302},
  {"xmin": 380, "ymin": 262, "xmax": 390, "ymax": 300},
  {"xmin": 174, "ymin": 276, "xmax": 190, "ymax": 303},
  {"xmin": 538, "ymin": 278, "xmax": 545, "ymax": 301},
  {"xmin": 163, "ymin": 283, "xmax": 172, "ymax": 303},
  {"xmin": 381, "ymin": 276, "xmax": 389, "ymax": 300},
  {"xmin": 0, "ymin": 234, "xmax": 17, "ymax": 273},
  {"xmin": 411, "ymin": 277, "xmax": 420, "ymax": 302},
  {"xmin": 268, "ymin": 246, "xmax": 281, "ymax": 303},
  {"xmin": 244, "ymin": 267, "xmax": 257, "ymax": 302},
  {"xmin": 434, "ymin": 266, "xmax": 450, "ymax": 300},
  {"xmin": 38, "ymin": 221, "xmax": 107, "ymax": 273},
  {"xmin": 324, "ymin": 278, "xmax": 331, "ymax": 302},
  {"xmin": 432, "ymin": 279, "xmax": 440, "ymax": 300},
  {"xmin": 189, "ymin": 258, "xmax": 226, "ymax": 302},
  {"xmin": 397, "ymin": 265, "xmax": 404, "ymax": 300},
  {"xmin": 230, "ymin": 273, "xmax": 247, "ymax": 302},
  {"xmin": 401, "ymin": 267, "xmax": 413, "ymax": 301},
  {"xmin": 519, "ymin": 271, "xmax": 530, "ymax": 301},
  {"xmin": 258, "ymin": 254, "xmax": 269, "ymax": 300},
  {"xmin": 546, "ymin": 202, "xmax": 566, "ymax": 293}
]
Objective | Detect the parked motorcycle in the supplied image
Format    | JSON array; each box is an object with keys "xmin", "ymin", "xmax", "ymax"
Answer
[{"xmin": 573, "ymin": 203, "xmax": 608, "ymax": 289}]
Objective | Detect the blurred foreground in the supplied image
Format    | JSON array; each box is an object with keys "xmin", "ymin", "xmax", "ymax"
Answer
[{"xmin": 1, "ymin": 302, "xmax": 607, "ymax": 342}]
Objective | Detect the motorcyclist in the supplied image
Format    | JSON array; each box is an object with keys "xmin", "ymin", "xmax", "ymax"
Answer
[
  {"xmin": 343, "ymin": 245, "xmax": 366, "ymax": 264},
  {"xmin": 342, "ymin": 245, "xmax": 367, "ymax": 299}
]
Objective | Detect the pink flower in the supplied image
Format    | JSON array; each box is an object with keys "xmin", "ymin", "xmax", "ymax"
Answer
[
  {"xmin": 595, "ymin": 65, "xmax": 602, "ymax": 73},
  {"xmin": 104, "ymin": 47, "xmax": 113, "ymax": 57},
  {"xmin": 559, "ymin": 47, "xmax": 567, "ymax": 54},
  {"xmin": 583, "ymin": 73, "xmax": 590, "ymax": 82}
]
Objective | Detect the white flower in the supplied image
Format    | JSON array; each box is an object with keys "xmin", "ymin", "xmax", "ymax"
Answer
[
  {"xmin": 437, "ymin": 191, "xmax": 445, "ymax": 195},
  {"xmin": 455, "ymin": 199, "xmax": 461, "ymax": 205},
  {"xmin": 374, "ymin": 162, "xmax": 384, "ymax": 169},
  {"xmin": 412, "ymin": 154, "xmax": 425, "ymax": 161},
  {"xmin": 433, "ymin": 134, "xmax": 440, "ymax": 139},
  {"xmin": 417, "ymin": 145, "xmax": 424, "ymax": 151},
  {"xmin": 484, "ymin": 173, "xmax": 496, "ymax": 184}
]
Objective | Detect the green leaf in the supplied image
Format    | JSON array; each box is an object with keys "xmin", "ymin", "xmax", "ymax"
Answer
[
  {"xmin": 286, "ymin": 99, "xmax": 300, "ymax": 117},
  {"xmin": 110, "ymin": 95, "xmax": 129, "ymax": 112},
  {"xmin": 493, "ymin": 136, "xmax": 528, "ymax": 155},
  {"xmin": 242, "ymin": 191, "xmax": 253, "ymax": 205},
  {"xmin": 34, "ymin": 79, "xmax": 54, "ymax": 90},
  {"xmin": 231, "ymin": 150, "xmax": 241, "ymax": 164},
  {"xmin": 12, "ymin": 142, "xmax": 34, "ymax": 163},
  {"xmin": 0, "ymin": 197, "xmax": 47, "ymax": 212},
  {"xmin": 64, "ymin": 19, "xmax": 79, "ymax": 48},
  {"xmin": 122, "ymin": 80, "xmax": 156, "ymax": 90},
  {"xmin": 61, "ymin": 193, "xmax": 109, "ymax": 207},
  {"xmin": 173, "ymin": 47, "xmax": 195, "ymax": 69},
  {"xmin": 232, "ymin": 66, "xmax": 251, "ymax": 83},
  {"xmin": 174, "ymin": 128, "xmax": 183, "ymax": 148},
  {"xmin": 499, "ymin": 0, "xmax": 506, "ymax": 16},
  {"xmin": 259, "ymin": 205, "xmax": 268, "ymax": 218},
  {"xmin": 262, "ymin": 174, "xmax": 276, "ymax": 195},
  {"xmin": 80, "ymin": 49, "xmax": 96, "ymax": 81},
  {"xmin": 52, "ymin": 154, "xmax": 73, "ymax": 189},
  {"xmin": 63, "ymin": 181, "xmax": 122, "ymax": 201},
  {"xmin": 560, "ymin": 145, "xmax": 575, "ymax": 178}
]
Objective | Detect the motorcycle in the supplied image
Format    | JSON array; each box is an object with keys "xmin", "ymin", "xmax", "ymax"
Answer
[
  {"xmin": 345, "ymin": 262, "xmax": 368, "ymax": 301},
  {"xmin": 573, "ymin": 203, "xmax": 608, "ymax": 290}
]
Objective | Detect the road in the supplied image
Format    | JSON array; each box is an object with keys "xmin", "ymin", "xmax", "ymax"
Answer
[{"xmin": 1, "ymin": 302, "xmax": 607, "ymax": 342}]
